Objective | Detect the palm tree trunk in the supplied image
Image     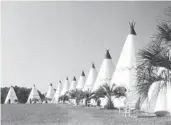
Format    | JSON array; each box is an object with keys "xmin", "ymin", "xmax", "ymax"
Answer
[
  {"xmin": 108, "ymin": 97, "xmax": 113, "ymax": 109},
  {"xmin": 85, "ymin": 99, "xmax": 88, "ymax": 106}
]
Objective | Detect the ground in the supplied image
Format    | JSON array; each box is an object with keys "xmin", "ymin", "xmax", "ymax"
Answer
[{"xmin": 1, "ymin": 104, "xmax": 171, "ymax": 125}]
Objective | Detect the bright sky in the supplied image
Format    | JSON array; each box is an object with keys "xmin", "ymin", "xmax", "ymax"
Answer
[{"xmin": 1, "ymin": 1, "xmax": 171, "ymax": 93}]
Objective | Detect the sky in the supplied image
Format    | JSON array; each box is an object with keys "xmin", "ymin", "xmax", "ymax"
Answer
[{"xmin": 1, "ymin": 1, "xmax": 171, "ymax": 93}]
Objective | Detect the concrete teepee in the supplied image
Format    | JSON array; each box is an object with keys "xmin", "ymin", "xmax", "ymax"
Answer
[
  {"xmin": 111, "ymin": 22, "xmax": 139, "ymax": 108},
  {"xmin": 5, "ymin": 86, "xmax": 18, "ymax": 104},
  {"xmin": 27, "ymin": 84, "xmax": 41, "ymax": 104},
  {"xmin": 140, "ymin": 67, "xmax": 171, "ymax": 116},
  {"xmin": 46, "ymin": 83, "xmax": 55, "ymax": 100},
  {"xmin": 60, "ymin": 77, "xmax": 70, "ymax": 96},
  {"xmin": 92, "ymin": 50, "xmax": 114, "ymax": 92},
  {"xmin": 140, "ymin": 81, "xmax": 160, "ymax": 113},
  {"xmin": 76, "ymin": 71, "xmax": 86, "ymax": 90},
  {"xmin": 154, "ymin": 83, "xmax": 168, "ymax": 116},
  {"xmin": 69, "ymin": 77, "xmax": 77, "ymax": 91},
  {"xmin": 53, "ymin": 80, "xmax": 63, "ymax": 103},
  {"xmin": 83, "ymin": 63, "xmax": 97, "ymax": 91},
  {"xmin": 154, "ymin": 68, "xmax": 171, "ymax": 116}
]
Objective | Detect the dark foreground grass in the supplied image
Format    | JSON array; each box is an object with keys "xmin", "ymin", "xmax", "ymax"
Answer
[{"xmin": 1, "ymin": 104, "xmax": 171, "ymax": 125}]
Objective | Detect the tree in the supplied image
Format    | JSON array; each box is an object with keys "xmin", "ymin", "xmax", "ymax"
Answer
[
  {"xmin": 68, "ymin": 89, "xmax": 85, "ymax": 105},
  {"xmin": 59, "ymin": 93, "xmax": 69, "ymax": 104},
  {"xmin": 90, "ymin": 83, "xmax": 128, "ymax": 109},
  {"xmin": 1, "ymin": 87, "xmax": 9, "ymax": 104},
  {"xmin": 37, "ymin": 90, "xmax": 45, "ymax": 102},
  {"xmin": 136, "ymin": 6, "xmax": 171, "ymax": 98},
  {"xmin": 82, "ymin": 89, "xmax": 94, "ymax": 106},
  {"xmin": 90, "ymin": 84, "xmax": 114, "ymax": 109},
  {"xmin": 14, "ymin": 86, "xmax": 31, "ymax": 103},
  {"xmin": 113, "ymin": 85, "xmax": 127, "ymax": 98}
]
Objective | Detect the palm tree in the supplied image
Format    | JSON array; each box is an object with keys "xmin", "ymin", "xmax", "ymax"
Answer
[
  {"xmin": 68, "ymin": 89, "xmax": 85, "ymax": 105},
  {"xmin": 82, "ymin": 89, "xmax": 94, "ymax": 106},
  {"xmin": 58, "ymin": 93, "xmax": 69, "ymax": 104},
  {"xmin": 136, "ymin": 6, "xmax": 171, "ymax": 98},
  {"xmin": 90, "ymin": 83, "xmax": 116, "ymax": 109}
]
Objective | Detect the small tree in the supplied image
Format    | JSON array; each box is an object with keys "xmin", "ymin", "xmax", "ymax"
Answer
[
  {"xmin": 91, "ymin": 83, "xmax": 116, "ymax": 109},
  {"xmin": 83, "ymin": 89, "xmax": 94, "ymax": 106},
  {"xmin": 68, "ymin": 89, "xmax": 85, "ymax": 105},
  {"xmin": 1, "ymin": 87, "xmax": 9, "ymax": 104},
  {"xmin": 59, "ymin": 93, "xmax": 69, "ymax": 104},
  {"xmin": 113, "ymin": 85, "xmax": 127, "ymax": 98},
  {"xmin": 90, "ymin": 83, "xmax": 128, "ymax": 109}
]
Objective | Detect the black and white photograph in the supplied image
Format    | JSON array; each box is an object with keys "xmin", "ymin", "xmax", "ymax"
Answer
[{"xmin": 1, "ymin": 1, "xmax": 171, "ymax": 125}]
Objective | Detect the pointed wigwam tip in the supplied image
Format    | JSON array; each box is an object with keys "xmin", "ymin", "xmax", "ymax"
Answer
[
  {"xmin": 73, "ymin": 76, "xmax": 76, "ymax": 81},
  {"xmin": 59, "ymin": 80, "xmax": 61, "ymax": 83},
  {"xmin": 49, "ymin": 83, "xmax": 52, "ymax": 86},
  {"xmin": 81, "ymin": 71, "xmax": 85, "ymax": 76},
  {"xmin": 105, "ymin": 49, "xmax": 112, "ymax": 59},
  {"xmin": 129, "ymin": 21, "xmax": 136, "ymax": 35},
  {"xmin": 33, "ymin": 84, "xmax": 35, "ymax": 87},
  {"xmin": 66, "ymin": 77, "xmax": 69, "ymax": 80},
  {"xmin": 92, "ymin": 62, "xmax": 95, "ymax": 69}
]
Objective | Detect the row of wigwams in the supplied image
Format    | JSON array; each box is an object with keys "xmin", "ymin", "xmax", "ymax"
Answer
[
  {"xmin": 5, "ymin": 21, "xmax": 138, "ymax": 105},
  {"xmin": 44, "ymin": 21, "xmax": 138, "ymax": 103}
]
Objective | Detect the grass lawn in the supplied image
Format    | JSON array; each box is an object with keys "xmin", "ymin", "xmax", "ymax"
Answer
[{"xmin": 1, "ymin": 104, "xmax": 171, "ymax": 125}]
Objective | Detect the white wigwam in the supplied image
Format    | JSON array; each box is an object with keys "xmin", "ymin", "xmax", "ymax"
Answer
[
  {"xmin": 83, "ymin": 63, "xmax": 97, "ymax": 91},
  {"xmin": 69, "ymin": 77, "xmax": 77, "ymax": 91},
  {"xmin": 154, "ymin": 68, "xmax": 171, "ymax": 116},
  {"xmin": 111, "ymin": 22, "xmax": 139, "ymax": 108},
  {"xmin": 46, "ymin": 83, "xmax": 55, "ymax": 100},
  {"xmin": 5, "ymin": 86, "xmax": 18, "ymax": 104},
  {"xmin": 154, "ymin": 83, "xmax": 168, "ymax": 116},
  {"xmin": 60, "ymin": 77, "xmax": 70, "ymax": 96},
  {"xmin": 140, "ymin": 67, "xmax": 161, "ymax": 113},
  {"xmin": 27, "ymin": 84, "xmax": 41, "ymax": 103},
  {"xmin": 53, "ymin": 80, "xmax": 63, "ymax": 103},
  {"xmin": 140, "ymin": 81, "xmax": 160, "ymax": 113},
  {"xmin": 76, "ymin": 71, "xmax": 86, "ymax": 90},
  {"xmin": 140, "ymin": 67, "xmax": 171, "ymax": 116},
  {"xmin": 92, "ymin": 50, "xmax": 114, "ymax": 92}
]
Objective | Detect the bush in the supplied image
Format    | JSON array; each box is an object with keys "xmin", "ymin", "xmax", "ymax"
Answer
[{"xmin": 1, "ymin": 87, "xmax": 9, "ymax": 104}]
